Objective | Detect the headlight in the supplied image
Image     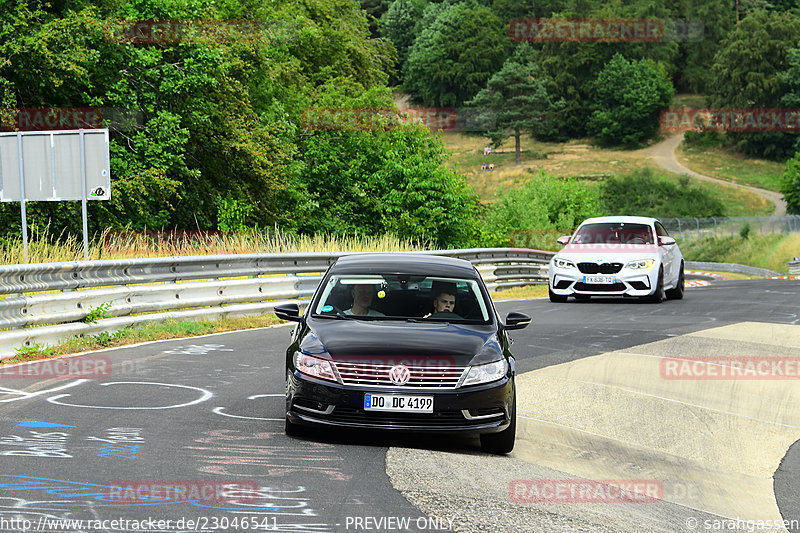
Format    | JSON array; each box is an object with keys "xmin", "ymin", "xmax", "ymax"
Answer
[
  {"xmin": 553, "ymin": 257, "xmax": 576, "ymax": 269},
  {"xmin": 626, "ymin": 258, "xmax": 656, "ymax": 269},
  {"xmin": 460, "ymin": 359, "xmax": 508, "ymax": 387},
  {"xmin": 293, "ymin": 352, "xmax": 339, "ymax": 382}
]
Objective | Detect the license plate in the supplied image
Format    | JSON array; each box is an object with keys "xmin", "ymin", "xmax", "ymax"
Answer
[
  {"xmin": 584, "ymin": 275, "xmax": 616, "ymax": 284},
  {"xmin": 364, "ymin": 394, "xmax": 433, "ymax": 413}
]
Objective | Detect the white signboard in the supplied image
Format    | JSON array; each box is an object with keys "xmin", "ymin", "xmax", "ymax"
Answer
[{"xmin": 0, "ymin": 129, "xmax": 111, "ymax": 201}]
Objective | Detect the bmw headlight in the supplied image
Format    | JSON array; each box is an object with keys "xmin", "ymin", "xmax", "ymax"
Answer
[
  {"xmin": 626, "ymin": 258, "xmax": 656, "ymax": 269},
  {"xmin": 553, "ymin": 257, "xmax": 576, "ymax": 269},
  {"xmin": 460, "ymin": 360, "xmax": 508, "ymax": 387},
  {"xmin": 293, "ymin": 352, "xmax": 339, "ymax": 382}
]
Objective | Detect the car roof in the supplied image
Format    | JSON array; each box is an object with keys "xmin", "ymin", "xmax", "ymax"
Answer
[
  {"xmin": 577, "ymin": 216, "xmax": 659, "ymax": 226},
  {"xmin": 330, "ymin": 253, "xmax": 480, "ymax": 278}
]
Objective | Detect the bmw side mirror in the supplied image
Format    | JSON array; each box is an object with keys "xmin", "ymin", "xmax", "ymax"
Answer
[
  {"xmin": 504, "ymin": 312, "xmax": 531, "ymax": 330},
  {"xmin": 659, "ymin": 236, "xmax": 676, "ymax": 246},
  {"xmin": 274, "ymin": 303, "xmax": 302, "ymax": 322},
  {"xmin": 557, "ymin": 236, "xmax": 571, "ymax": 245}
]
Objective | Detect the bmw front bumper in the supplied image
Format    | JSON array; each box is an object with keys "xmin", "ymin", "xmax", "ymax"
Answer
[{"xmin": 549, "ymin": 264, "xmax": 660, "ymax": 297}]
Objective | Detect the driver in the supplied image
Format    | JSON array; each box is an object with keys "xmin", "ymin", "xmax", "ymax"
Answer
[{"xmin": 423, "ymin": 285, "xmax": 458, "ymax": 318}]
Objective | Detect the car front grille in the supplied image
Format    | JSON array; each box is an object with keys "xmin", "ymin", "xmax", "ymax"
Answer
[
  {"xmin": 319, "ymin": 407, "xmax": 487, "ymax": 427},
  {"xmin": 574, "ymin": 282, "xmax": 627, "ymax": 292},
  {"xmin": 577, "ymin": 262, "xmax": 623, "ymax": 274},
  {"xmin": 334, "ymin": 361, "xmax": 467, "ymax": 389}
]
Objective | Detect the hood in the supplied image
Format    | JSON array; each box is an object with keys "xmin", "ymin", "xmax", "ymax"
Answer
[
  {"xmin": 302, "ymin": 318, "xmax": 501, "ymax": 366},
  {"xmin": 557, "ymin": 243, "xmax": 660, "ymax": 261}
]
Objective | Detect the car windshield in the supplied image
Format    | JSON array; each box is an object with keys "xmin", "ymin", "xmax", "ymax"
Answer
[
  {"xmin": 312, "ymin": 274, "xmax": 491, "ymax": 324},
  {"xmin": 571, "ymin": 223, "xmax": 655, "ymax": 245}
]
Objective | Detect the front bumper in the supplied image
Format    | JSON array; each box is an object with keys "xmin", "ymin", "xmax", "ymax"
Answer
[
  {"xmin": 286, "ymin": 372, "xmax": 514, "ymax": 434},
  {"xmin": 549, "ymin": 264, "xmax": 659, "ymax": 297}
]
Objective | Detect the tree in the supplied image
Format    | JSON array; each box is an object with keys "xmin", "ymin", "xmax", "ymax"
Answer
[
  {"xmin": 404, "ymin": 1, "xmax": 510, "ymax": 107},
  {"xmin": 379, "ymin": 0, "xmax": 426, "ymax": 75},
  {"xmin": 779, "ymin": 47, "xmax": 800, "ymax": 154},
  {"xmin": 781, "ymin": 152, "xmax": 800, "ymax": 214},
  {"xmin": 531, "ymin": 0, "xmax": 678, "ymax": 139},
  {"xmin": 467, "ymin": 45, "xmax": 564, "ymax": 164},
  {"xmin": 482, "ymin": 171, "xmax": 602, "ymax": 246},
  {"xmin": 708, "ymin": 9, "xmax": 800, "ymax": 159},
  {"xmin": 295, "ymin": 84, "xmax": 482, "ymax": 246},
  {"xmin": 675, "ymin": 0, "xmax": 735, "ymax": 93},
  {"xmin": 587, "ymin": 53, "xmax": 673, "ymax": 147}
]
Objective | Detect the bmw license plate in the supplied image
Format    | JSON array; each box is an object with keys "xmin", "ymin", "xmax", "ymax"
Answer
[
  {"xmin": 584, "ymin": 275, "xmax": 616, "ymax": 284},
  {"xmin": 364, "ymin": 394, "xmax": 433, "ymax": 413}
]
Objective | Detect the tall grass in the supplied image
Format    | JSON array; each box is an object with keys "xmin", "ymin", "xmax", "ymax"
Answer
[
  {"xmin": 678, "ymin": 233, "xmax": 800, "ymax": 273},
  {"xmin": 0, "ymin": 226, "xmax": 430, "ymax": 265}
]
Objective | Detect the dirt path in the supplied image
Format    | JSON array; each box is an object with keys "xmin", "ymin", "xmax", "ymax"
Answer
[{"xmin": 648, "ymin": 133, "xmax": 787, "ymax": 216}]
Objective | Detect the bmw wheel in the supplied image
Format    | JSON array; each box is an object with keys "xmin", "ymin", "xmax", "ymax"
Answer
[
  {"xmin": 665, "ymin": 262, "xmax": 685, "ymax": 300},
  {"xmin": 647, "ymin": 267, "xmax": 665, "ymax": 303},
  {"xmin": 549, "ymin": 286, "xmax": 568, "ymax": 303}
]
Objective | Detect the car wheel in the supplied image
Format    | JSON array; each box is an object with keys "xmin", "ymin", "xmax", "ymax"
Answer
[
  {"xmin": 549, "ymin": 287, "xmax": 568, "ymax": 303},
  {"xmin": 665, "ymin": 263, "xmax": 685, "ymax": 300},
  {"xmin": 574, "ymin": 295, "xmax": 591, "ymax": 301},
  {"xmin": 647, "ymin": 267, "xmax": 665, "ymax": 303},
  {"xmin": 480, "ymin": 394, "xmax": 516, "ymax": 454}
]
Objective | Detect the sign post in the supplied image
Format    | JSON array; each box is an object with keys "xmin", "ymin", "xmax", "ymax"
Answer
[{"xmin": 0, "ymin": 129, "xmax": 111, "ymax": 262}]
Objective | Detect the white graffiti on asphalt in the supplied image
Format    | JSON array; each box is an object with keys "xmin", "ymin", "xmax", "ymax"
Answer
[
  {"xmin": 163, "ymin": 344, "xmax": 234, "ymax": 355},
  {"xmin": 46, "ymin": 382, "xmax": 213, "ymax": 410}
]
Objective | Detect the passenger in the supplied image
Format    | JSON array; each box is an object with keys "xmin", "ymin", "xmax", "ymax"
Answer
[{"xmin": 344, "ymin": 284, "xmax": 385, "ymax": 317}]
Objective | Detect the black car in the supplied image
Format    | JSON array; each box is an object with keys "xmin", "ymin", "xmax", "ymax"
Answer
[{"xmin": 274, "ymin": 253, "xmax": 531, "ymax": 454}]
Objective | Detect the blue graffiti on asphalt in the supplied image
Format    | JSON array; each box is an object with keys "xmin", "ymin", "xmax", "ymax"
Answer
[
  {"xmin": 0, "ymin": 476, "xmax": 293, "ymax": 511},
  {"xmin": 16, "ymin": 422, "xmax": 76, "ymax": 428}
]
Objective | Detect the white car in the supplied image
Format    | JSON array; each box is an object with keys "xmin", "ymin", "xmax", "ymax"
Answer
[{"xmin": 548, "ymin": 216, "xmax": 684, "ymax": 303}]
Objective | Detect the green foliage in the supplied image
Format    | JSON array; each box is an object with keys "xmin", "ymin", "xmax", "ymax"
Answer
[
  {"xmin": 404, "ymin": 1, "xmax": 510, "ymax": 107},
  {"xmin": 83, "ymin": 301, "xmax": 113, "ymax": 324},
  {"xmin": 675, "ymin": 0, "xmax": 735, "ymax": 93},
  {"xmin": 599, "ymin": 168, "xmax": 727, "ymax": 218},
  {"xmin": 215, "ymin": 193, "xmax": 255, "ymax": 232},
  {"xmin": 92, "ymin": 330, "xmax": 122, "ymax": 347},
  {"xmin": 296, "ymin": 119, "xmax": 482, "ymax": 246},
  {"xmin": 380, "ymin": 0, "xmax": 426, "ymax": 74},
  {"xmin": 587, "ymin": 53, "xmax": 674, "ymax": 147},
  {"xmin": 739, "ymin": 223, "xmax": 752, "ymax": 239},
  {"xmin": 532, "ymin": 0, "xmax": 678, "ymax": 138},
  {"xmin": 683, "ymin": 131, "xmax": 727, "ymax": 150},
  {"xmin": 11, "ymin": 343, "xmax": 55, "ymax": 361},
  {"xmin": 481, "ymin": 171, "xmax": 602, "ymax": 246},
  {"xmin": 781, "ymin": 152, "xmax": 800, "ymax": 214},
  {"xmin": 709, "ymin": 9, "xmax": 800, "ymax": 160},
  {"xmin": 467, "ymin": 44, "xmax": 565, "ymax": 162}
]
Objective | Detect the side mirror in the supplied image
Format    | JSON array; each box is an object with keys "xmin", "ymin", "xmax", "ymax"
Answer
[
  {"xmin": 658, "ymin": 236, "xmax": 676, "ymax": 246},
  {"xmin": 504, "ymin": 312, "xmax": 531, "ymax": 330},
  {"xmin": 274, "ymin": 303, "xmax": 302, "ymax": 322},
  {"xmin": 557, "ymin": 236, "xmax": 571, "ymax": 245}
]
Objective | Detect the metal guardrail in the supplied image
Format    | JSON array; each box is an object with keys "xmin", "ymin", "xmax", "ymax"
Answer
[
  {"xmin": 790, "ymin": 258, "xmax": 800, "ymax": 276},
  {"xmin": 685, "ymin": 261, "xmax": 780, "ymax": 278},
  {"xmin": 0, "ymin": 249, "xmax": 553, "ymax": 357},
  {"xmin": 661, "ymin": 215, "xmax": 800, "ymax": 240}
]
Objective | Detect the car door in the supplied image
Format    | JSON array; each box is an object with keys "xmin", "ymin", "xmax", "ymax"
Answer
[{"xmin": 655, "ymin": 221, "xmax": 676, "ymax": 284}]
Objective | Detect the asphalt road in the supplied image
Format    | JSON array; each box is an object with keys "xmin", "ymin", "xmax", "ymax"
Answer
[{"xmin": 0, "ymin": 278, "xmax": 796, "ymax": 533}]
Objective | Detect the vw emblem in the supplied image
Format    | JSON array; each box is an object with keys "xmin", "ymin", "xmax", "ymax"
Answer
[{"xmin": 388, "ymin": 364, "xmax": 411, "ymax": 386}]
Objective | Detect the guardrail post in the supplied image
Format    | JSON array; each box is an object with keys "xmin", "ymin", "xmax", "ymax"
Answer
[
  {"xmin": 713, "ymin": 217, "xmax": 717, "ymax": 238},
  {"xmin": 695, "ymin": 217, "xmax": 700, "ymax": 240},
  {"xmin": 676, "ymin": 218, "xmax": 682, "ymax": 238}
]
